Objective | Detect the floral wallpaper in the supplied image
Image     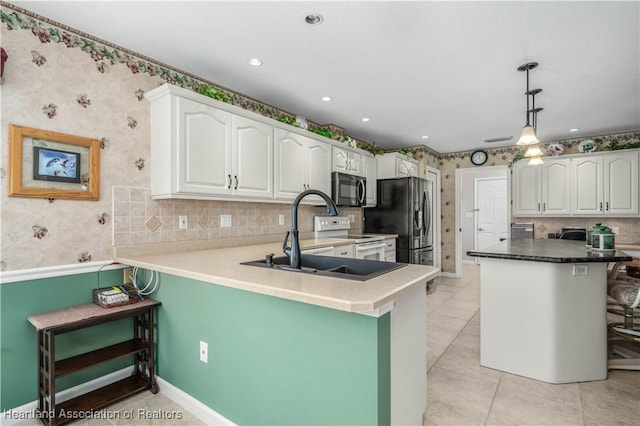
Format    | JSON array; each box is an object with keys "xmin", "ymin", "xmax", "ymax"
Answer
[
  {"xmin": 0, "ymin": 4, "xmax": 637, "ymax": 273},
  {"xmin": 0, "ymin": 4, "xmax": 362, "ymax": 271}
]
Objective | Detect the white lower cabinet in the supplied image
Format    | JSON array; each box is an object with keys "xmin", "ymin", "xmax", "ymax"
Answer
[
  {"xmin": 274, "ymin": 128, "xmax": 331, "ymax": 203},
  {"xmin": 384, "ymin": 238, "xmax": 397, "ymax": 262},
  {"xmin": 301, "ymin": 246, "xmax": 335, "ymax": 256},
  {"xmin": 146, "ymin": 84, "xmax": 273, "ymax": 200},
  {"xmin": 334, "ymin": 244, "xmax": 355, "ymax": 258}
]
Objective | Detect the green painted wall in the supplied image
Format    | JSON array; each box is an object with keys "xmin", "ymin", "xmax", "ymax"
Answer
[
  {"xmin": 0, "ymin": 269, "xmax": 133, "ymax": 411},
  {"xmin": 1, "ymin": 269, "xmax": 392, "ymax": 424},
  {"xmin": 153, "ymin": 272, "xmax": 391, "ymax": 425}
]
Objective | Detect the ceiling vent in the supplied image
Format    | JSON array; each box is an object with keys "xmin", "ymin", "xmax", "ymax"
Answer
[{"xmin": 484, "ymin": 136, "xmax": 514, "ymax": 143}]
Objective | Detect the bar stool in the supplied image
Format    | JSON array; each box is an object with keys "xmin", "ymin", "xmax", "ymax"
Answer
[{"xmin": 607, "ymin": 258, "xmax": 640, "ymax": 370}]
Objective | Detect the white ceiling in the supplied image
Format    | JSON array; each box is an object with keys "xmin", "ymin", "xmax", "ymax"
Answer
[{"xmin": 9, "ymin": 1, "xmax": 640, "ymax": 153}]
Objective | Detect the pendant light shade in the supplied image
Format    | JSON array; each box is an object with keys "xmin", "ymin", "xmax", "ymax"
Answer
[
  {"xmin": 524, "ymin": 143, "xmax": 543, "ymax": 157},
  {"xmin": 528, "ymin": 156, "xmax": 544, "ymax": 166},
  {"xmin": 517, "ymin": 125, "xmax": 540, "ymax": 146}
]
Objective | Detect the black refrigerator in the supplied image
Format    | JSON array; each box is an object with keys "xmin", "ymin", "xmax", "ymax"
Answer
[{"xmin": 364, "ymin": 177, "xmax": 433, "ymax": 265}]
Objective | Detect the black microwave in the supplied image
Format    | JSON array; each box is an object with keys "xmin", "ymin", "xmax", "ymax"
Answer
[{"xmin": 331, "ymin": 172, "xmax": 366, "ymax": 207}]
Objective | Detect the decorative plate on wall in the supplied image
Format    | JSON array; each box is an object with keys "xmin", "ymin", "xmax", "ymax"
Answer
[
  {"xmin": 578, "ymin": 139, "xmax": 597, "ymax": 153},
  {"xmin": 546, "ymin": 143, "xmax": 565, "ymax": 156}
]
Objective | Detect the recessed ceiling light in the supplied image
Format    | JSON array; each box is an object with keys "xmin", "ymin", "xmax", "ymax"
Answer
[
  {"xmin": 421, "ymin": 135, "xmax": 429, "ymax": 139},
  {"xmin": 321, "ymin": 96, "xmax": 332, "ymax": 102},
  {"xmin": 248, "ymin": 58, "xmax": 263, "ymax": 66},
  {"xmin": 305, "ymin": 14, "xmax": 324, "ymax": 25},
  {"xmin": 361, "ymin": 117, "xmax": 370, "ymax": 122},
  {"xmin": 569, "ymin": 128, "xmax": 579, "ymax": 132}
]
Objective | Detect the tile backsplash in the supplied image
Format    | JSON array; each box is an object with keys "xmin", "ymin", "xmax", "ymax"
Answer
[
  {"xmin": 517, "ymin": 217, "xmax": 640, "ymax": 243},
  {"xmin": 112, "ymin": 187, "xmax": 363, "ymax": 247}
]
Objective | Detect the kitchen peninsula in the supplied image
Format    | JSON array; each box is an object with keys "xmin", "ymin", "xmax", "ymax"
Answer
[
  {"xmin": 468, "ymin": 239, "xmax": 631, "ymax": 384},
  {"xmin": 114, "ymin": 239, "xmax": 438, "ymax": 425}
]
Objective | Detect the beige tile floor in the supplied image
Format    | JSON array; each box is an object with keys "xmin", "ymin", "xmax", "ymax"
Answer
[
  {"xmin": 425, "ymin": 263, "xmax": 640, "ymax": 426},
  {"xmin": 15, "ymin": 263, "xmax": 639, "ymax": 425}
]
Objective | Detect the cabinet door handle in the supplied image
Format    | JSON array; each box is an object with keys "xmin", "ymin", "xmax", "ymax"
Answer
[
  {"xmin": 538, "ymin": 203, "xmax": 541, "ymax": 212},
  {"xmin": 234, "ymin": 175, "xmax": 238, "ymax": 190},
  {"xmin": 228, "ymin": 174, "xmax": 232, "ymax": 189},
  {"xmin": 340, "ymin": 251, "xmax": 348, "ymax": 255},
  {"xmin": 606, "ymin": 201, "xmax": 609, "ymax": 211},
  {"xmin": 600, "ymin": 202, "xmax": 603, "ymax": 212},
  {"xmin": 543, "ymin": 203, "xmax": 546, "ymax": 211}
]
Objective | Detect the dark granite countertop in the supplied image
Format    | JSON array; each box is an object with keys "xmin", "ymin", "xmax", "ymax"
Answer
[{"xmin": 467, "ymin": 239, "xmax": 633, "ymax": 263}]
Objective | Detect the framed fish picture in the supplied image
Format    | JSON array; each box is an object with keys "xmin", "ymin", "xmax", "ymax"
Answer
[{"xmin": 8, "ymin": 124, "xmax": 100, "ymax": 200}]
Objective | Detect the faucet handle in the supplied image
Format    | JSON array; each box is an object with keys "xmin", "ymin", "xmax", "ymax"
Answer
[
  {"xmin": 282, "ymin": 231, "xmax": 291, "ymax": 256},
  {"xmin": 265, "ymin": 253, "xmax": 274, "ymax": 267}
]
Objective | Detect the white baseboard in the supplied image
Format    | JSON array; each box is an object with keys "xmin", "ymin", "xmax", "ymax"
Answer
[
  {"xmin": 1, "ymin": 368, "xmax": 235, "ymax": 426},
  {"xmin": 439, "ymin": 271, "xmax": 458, "ymax": 278},
  {"xmin": 156, "ymin": 376, "xmax": 235, "ymax": 425}
]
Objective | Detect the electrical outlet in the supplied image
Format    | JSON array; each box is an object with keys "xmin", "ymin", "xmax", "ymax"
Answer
[
  {"xmin": 611, "ymin": 226, "xmax": 619, "ymax": 234},
  {"xmin": 572, "ymin": 264, "xmax": 589, "ymax": 276},
  {"xmin": 278, "ymin": 214, "xmax": 285, "ymax": 226},
  {"xmin": 200, "ymin": 341, "xmax": 208, "ymax": 363},
  {"xmin": 178, "ymin": 215, "xmax": 188, "ymax": 229},
  {"xmin": 123, "ymin": 267, "xmax": 133, "ymax": 284},
  {"xmin": 221, "ymin": 214, "xmax": 232, "ymax": 228},
  {"xmin": 348, "ymin": 214, "xmax": 355, "ymax": 223}
]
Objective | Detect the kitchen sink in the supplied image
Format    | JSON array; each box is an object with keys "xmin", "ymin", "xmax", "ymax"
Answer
[{"xmin": 241, "ymin": 255, "xmax": 406, "ymax": 281}]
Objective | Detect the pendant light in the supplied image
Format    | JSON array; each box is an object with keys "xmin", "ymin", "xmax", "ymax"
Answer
[
  {"xmin": 524, "ymin": 88, "xmax": 543, "ymax": 158},
  {"xmin": 516, "ymin": 62, "xmax": 540, "ymax": 146}
]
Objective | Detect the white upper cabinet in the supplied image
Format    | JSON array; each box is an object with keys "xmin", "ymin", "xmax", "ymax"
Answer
[
  {"xmin": 274, "ymin": 128, "xmax": 331, "ymax": 203},
  {"xmin": 333, "ymin": 146, "xmax": 362, "ymax": 176},
  {"xmin": 376, "ymin": 153, "xmax": 419, "ymax": 179},
  {"xmin": 232, "ymin": 116, "xmax": 273, "ymax": 198},
  {"xmin": 363, "ymin": 154, "xmax": 377, "ymax": 207},
  {"xmin": 572, "ymin": 151, "xmax": 638, "ymax": 215},
  {"xmin": 175, "ymin": 96, "xmax": 233, "ymax": 196},
  {"xmin": 146, "ymin": 84, "xmax": 272, "ymax": 200},
  {"xmin": 514, "ymin": 149, "xmax": 638, "ymax": 217},
  {"xmin": 541, "ymin": 158, "xmax": 571, "ymax": 215},
  {"xmin": 513, "ymin": 161, "xmax": 542, "ymax": 215},
  {"xmin": 513, "ymin": 158, "xmax": 570, "ymax": 215}
]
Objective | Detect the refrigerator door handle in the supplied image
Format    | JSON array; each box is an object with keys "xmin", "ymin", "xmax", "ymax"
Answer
[{"xmin": 424, "ymin": 190, "xmax": 431, "ymax": 238}]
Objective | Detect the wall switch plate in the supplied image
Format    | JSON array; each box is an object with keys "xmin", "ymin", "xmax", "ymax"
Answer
[
  {"xmin": 178, "ymin": 215, "xmax": 188, "ymax": 229},
  {"xmin": 123, "ymin": 267, "xmax": 133, "ymax": 284},
  {"xmin": 221, "ymin": 214, "xmax": 232, "ymax": 228},
  {"xmin": 278, "ymin": 214, "xmax": 285, "ymax": 226},
  {"xmin": 200, "ymin": 341, "xmax": 208, "ymax": 363}
]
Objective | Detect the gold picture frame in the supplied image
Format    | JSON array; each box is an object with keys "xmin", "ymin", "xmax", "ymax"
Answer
[{"xmin": 8, "ymin": 124, "xmax": 100, "ymax": 200}]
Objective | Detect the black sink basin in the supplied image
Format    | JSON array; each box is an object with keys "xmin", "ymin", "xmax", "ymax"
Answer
[{"xmin": 241, "ymin": 255, "xmax": 406, "ymax": 281}]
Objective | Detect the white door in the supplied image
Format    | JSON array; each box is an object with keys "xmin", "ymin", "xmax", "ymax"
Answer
[
  {"xmin": 475, "ymin": 177, "xmax": 508, "ymax": 263},
  {"xmin": 233, "ymin": 116, "xmax": 273, "ymax": 198}
]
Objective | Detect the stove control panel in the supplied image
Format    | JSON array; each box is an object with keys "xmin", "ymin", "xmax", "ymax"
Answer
[{"xmin": 314, "ymin": 216, "xmax": 350, "ymax": 231}]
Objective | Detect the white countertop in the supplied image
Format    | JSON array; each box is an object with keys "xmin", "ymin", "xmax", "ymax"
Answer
[{"xmin": 114, "ymin": 238, "xmax": 438, "ymax": 315}]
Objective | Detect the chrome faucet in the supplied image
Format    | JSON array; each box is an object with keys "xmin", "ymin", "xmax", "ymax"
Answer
[{"xmin": 283, "ymin": 189, "xmax": 339, "ymax": 269}]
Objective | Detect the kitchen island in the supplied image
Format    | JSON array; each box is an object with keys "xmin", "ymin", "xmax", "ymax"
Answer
[
  {"xmin": 115, "ymin": 240, "xmax": 438, "ymax": 425},
  {"xmin": 468, "ymin": 239, "xmax": 632, "ymax": 384}
]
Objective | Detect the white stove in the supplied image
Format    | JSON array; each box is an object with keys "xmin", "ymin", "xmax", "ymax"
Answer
[{"xmin": 314, "ymin": 216, "xmax": 386, "ymax": 260}]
